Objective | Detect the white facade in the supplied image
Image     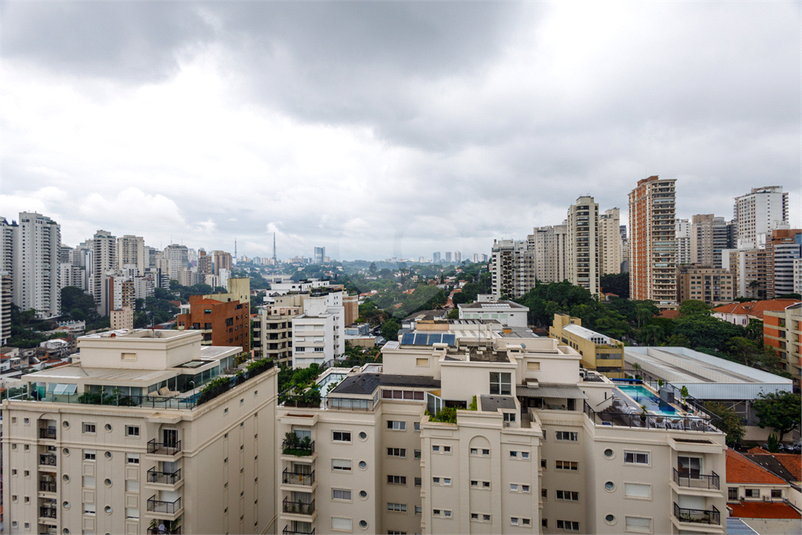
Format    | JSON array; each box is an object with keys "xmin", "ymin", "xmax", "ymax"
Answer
[
  {"xmin": 567, "ymin": 196, "xmax": 600, "ymax": 295},
  {"xmin": 734, "ymin": 186, "xmax": 789, "ymax": 249},
  {"xmin": 270, "ymin": 278, "xmax": 330, "ymax": 296},
  {"xmin": 491, "ymin": 239, "xmax": 534, "ymax": 299},
  {"xmin": 291, "ymin": 292, "xmax": 344, "ymax": 368},
  {"xmin": 599, "ymin": 208, "xmax": 622, "ymax": 276},
  {"xmin": 458, "ymin": 300, "xmax": 529, "ymax": 329},
  {"xmin": 92, "ymin": 230, "xmax": 117, "ymax": 315},
  {"xmin": 12, "ymin": 212, "xmax": 62, "ymax": 318},
  {"xmin": 117, "ymin": 235, "xmax": 147, "ymax": 274},
  {"xmin": 164, "ymin": 244, "xmax": 189, "ymax": 281},
  {"xmin": 531, "ymin": 224, "xmax": 569, "ymax": 284},
  {"xmin": 676, "ymin": 218, "xmax": 691, "ymax": 265}
]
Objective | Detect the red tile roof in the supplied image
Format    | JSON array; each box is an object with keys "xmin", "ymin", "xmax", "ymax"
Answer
[
  {"xmin": 660, "ymin": 309, "xmax": 681, "ymax": 319},
  {"xmin": 726, "ymin": 449, "xmax": 786, "ymax": 485},
  {"xmin": 728, "ymin": 501, "xmax": 801, "ymax": 519},
  {"xmin": 713, "ymin": 299, "xmax": 801, "ymax": 320},
  {"xmin": 746, "ymin": 451, "xmax": 802, "ymax": 482}
]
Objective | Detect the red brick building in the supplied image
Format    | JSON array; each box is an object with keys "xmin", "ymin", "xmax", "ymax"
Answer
[{"xmin": 176, "ymin": 295, "xmax": 250, "ymax": 353}]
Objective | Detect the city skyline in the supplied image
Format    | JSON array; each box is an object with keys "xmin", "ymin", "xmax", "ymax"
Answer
[{"xmin": 2, "ymin": 2, "xmax": 799, "ymax": 260}]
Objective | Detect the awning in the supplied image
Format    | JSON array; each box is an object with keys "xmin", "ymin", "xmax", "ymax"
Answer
[
  {"xmin": 516, "ymin": 384, "xmax": 587, "ymax": 399},
  {"xmin": 53, "ymin": 383, "xmax": 78, "ymax": 395}
]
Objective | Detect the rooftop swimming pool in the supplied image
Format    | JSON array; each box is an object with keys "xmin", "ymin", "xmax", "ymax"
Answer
[{"xmin": 616, "ymin": 384, "xmax": 678, "ymax": 416}]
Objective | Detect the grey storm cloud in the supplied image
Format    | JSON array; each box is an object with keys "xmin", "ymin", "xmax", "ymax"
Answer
[{"xmin": 1, "ymin": 1, "xmax": 799, "ymax": 260}]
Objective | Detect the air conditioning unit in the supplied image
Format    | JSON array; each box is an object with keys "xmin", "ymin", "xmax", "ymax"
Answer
[
  {"xmin": 740, "ymin": 496, "xmax": 745, "ymax": 501},
  {"xmin": 763, "ymin": 496, "xmax": 770, "ymax": 502}
]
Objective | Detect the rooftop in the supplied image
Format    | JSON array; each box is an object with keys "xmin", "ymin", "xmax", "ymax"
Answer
[
  {"xmin": 458, "ymin": 300, "xmax": 528, "ymax": 310},
  {"xmin": 713, "ymin": 299, "xmax": 801, "ymax": 320},
  {"xmin": 726, "ymin": 449, "xmax": 787, "ymax": 485},
  {"xmin": 479, "ymin": 395, "xmax": 517, "ymax": 411},
  {"xmin": 728, "ymin": 502, "xmax": 801, "ymax": 520},
  {"xmin": 331, "ymin": 373, "xmax": 441, "ymax": 396}
]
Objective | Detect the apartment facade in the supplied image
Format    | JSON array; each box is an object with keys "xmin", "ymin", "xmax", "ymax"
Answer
[
  {"xmin": 734, "ymin": 186, "xmax": 789, "ymax": 249},
  {"xmin": 2, "ymin": 329, "xmax": 278, "ymax": 535},
  {"xmin": 491, "ymin": 239, "xmax": 534, "ymax": 299},
  {"xmin": 530, "ymin": 224, "xmax": 569, "ymax": 284},
  {"xmin": 255, "ymin": 305, "xmax": 300, "ymax": 365},
  {"xmin": 11, "ymin": 212, "xmax": 62, "ymax": 318},
  {"xmin": 766, "ymin": 228, "xmax": 801, "ymax": 298},
  {"xmin": 291, "ymin": 292, "xmax": 344, "ymax": 368},
  {"xmin": 549, "ymin": 313, "xmax": 624, "ymax": 373},
  {"xmin": 566, "ymin": 196, "xmax": 600, "ymax": 295},
  {"xmin": 763, "ymin": 303, "xmax": 802, "ymax": 390},
  {"xmin": 276, "ymin": 328, "xmax": 727, "ymax": 535},
  {"xmin": 628, "ymin": 176, "xmax": 677, "ymax": 307},
  {"xmin": 676, "ymin": 218, "xmax": 691, "ymax": 266},
  {"xmin": 176, "ymin": 296, "xmax": 250, "ymax": 353},
  {"xmin": 92, "ymin": 230, "xmax": 117, "ymax": 316},
  {"xmin": 691, "ymin": 215, "xmax": 731, "ymax": 269},
  {"xmin": 599, "ymin": 208, "xmax": 622, "ymax": 276},
  {"xmin": 676, "ymin": 266, "xmax": 735, "ymax": 306},
  {"xmin": 164, "ymin": 245, "xmax": 189, "ymax": 281},
  {"xmin": 727, "ymin": 248, "xmax": 770, "ymax": 299},
  {"xmin": 117, "ymin": 235, "xmax": 147, "ymax": 274},
  {"xmin": 1, "ymin": 271, "xmax": 11, "ymax": 346},
  {"xmin": 212, "ymin": 251, "xmax": 233, "ymax": 277}
]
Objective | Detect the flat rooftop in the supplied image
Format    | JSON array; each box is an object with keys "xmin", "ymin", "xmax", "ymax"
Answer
[{"xmin": 458, "ymin": 300, "xmax": 528, "ymax": 310}]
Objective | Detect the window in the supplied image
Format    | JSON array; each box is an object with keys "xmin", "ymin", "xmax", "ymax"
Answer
[
  {"xmin": 387, "ymin": 420, "xmax": 406, "ymax": 431},
  {"xmin": 331, "ymin": 517, "xmax": 352, "ymax": 531},
  {"xmin": 82, "ymin": 423, "xmax": 96, "ymax": 434},
  {"xmin": 126, "ymin": 453, "xmax": 139, "ymax": 465},
  {"xmin": 556, "ymin": 490, "xmax": 579, "ymax": 501},
  {"xmin": 84, "ymin": 450, "xmax": 96, "ymax": 461},
  {"xmin": 489, "ymin": 372, "xmax": 512, "ymax": 395},
  {"xmin": 414, "ymin": 449, "xmax": 421, "ymax": 459},
  {"xmin": 624, "ymin": 451, "xmax": 649, "ymax": 465},
  {"xmin": 83, "ymin": 504, "xmax": 96, "ymax": 515},
  {"xmin": 625, "ymin": 516, "xmax": 652, "ymax": 533},
  {"xmin": 332, "ymin": 431, "xmax": 352, "ymax": 442},
  {"xmin": 387, "ymin": 503, "xmax": 407, "ymax": 512},
  {"xmin": 542, "ymin": 489, "xmax": 547, "ymax": 498},
  {"xmin": 432, "ymin": 445, "xmax": 439, "ymax": 452},
  {"xmin": 771, "ymin": 489, "xmax": 782, "ymax": 499},
  {"xmin": 521, "ymin": 451, "xmax": 530, "ymax": 459},
  {"xmin": 125, "ymin": 425, "xmax": 139, "ymax": 437},
  {"xmin": 522, "ymin": 485, "xmax": 530, "ymax": 492},
  {"xmin": 523, "ymin": 519, "xmax": 531, "ymax": 526},
  {"xmin": 414, "ymin": 477, "xmax": 421, "ymax": 486},
  {"xmin": 332, "ymin": 459, "xmax": 352, "ymax": 472},
  {"xmin": 443, "ymin": 446, "xmax": 451, "ymax": 453},
  {"xmin": 624, "ymin": 483, "xmax": 651, "ymax": 498},
  {"xmin": 387, "ymin": 448, "xmax": 406, "ymax": 458},
  {"xmin": 414, "ymin": 422, "xmax": 421, "ymax": 432},
  {"xmin": 332, "ymin": 488, "xmax": 352, "ymax": 500},
  {"xmin": 556, "ymin": 460, "xmax": 578, "ymax": 471},
  {"xmin": 510, "ymin": 483, "xmax": 518, "ymax": 492},
  {"xmin": 728, "ymin": 487, "xmax": 738, "ymax": 501},
  {"xmin": 745, "ymin": 488, "xmax": 759, "ymax": 498},
  {"xmin": 387, "ymin": 475, "xmax": 406, "ymax": 485},
  {"xmin": 415, "ymin": 505, "xmax": 422, "ymax": 514},
  {"xmin": 556, "ymin": 431, "xmax": 578, "ymax": 441},
  {"xmin": 557, "ymin": 520, "xmax": 580, "ymax": 532},
  {"xmin": 503, "ymin": 413, "xmax": 516, "ymax": 422},
  {"xmin": 541, "ymin": 459, "xmax": 547, "ymax": 469},
  {"xmin": 511, "ymin": 517, "xmax": 519, "ymax": 526}
]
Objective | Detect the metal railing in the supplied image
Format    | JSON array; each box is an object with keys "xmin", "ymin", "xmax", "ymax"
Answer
[
  {"xmin": 282, "ymin": 527, "xmax": 315, "ymax": 535},
  {"xmin": 147, "ymin": 467, "xmax": 182, "ymax": 485},
  {"xmin": 39, "ymin": 506, "xmax": 57, "ymax": 519},
  {"xmin": 39, "ymin": 481, "xmax": 57, "ymax": 492},
  {"xmin": 283, "ymin": 469, "xmax": 315, "ymax": 486},
  {"xmin": 147, "ymin": 439, "xmax": 182, "ymax": 455},
  {"xmin": 673, "ymin": 468, "xmax": 720, "ymax": 490},
  {"xmin": 147, "ymin": 496, "xmax": 183, "ymax": 514},
  {"xmin": 39, "ymin": 427, "xmax": 57, "ymax": 439},
  {"xmin": 39, "ymin": 454, "xmax": 57, "ymax": 466},
  {"xmin": 281, "ymin": 440, "xmax": 315, "ymax": 457},
  {"xmin": 584, "ymin": 401, "xmax": 718, "ymax": 432},
  {"xmin": 673, "ymin": 503, "xmax": 720, "ymax": 525},
  {"xmin": 282, "ymin": 497, "xmax": 315, "ymax": 515}
]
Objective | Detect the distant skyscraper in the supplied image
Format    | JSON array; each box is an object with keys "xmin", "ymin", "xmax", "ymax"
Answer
[
  {"xmin": 117, "ymin": 234, "xmax": 146, "ymax": 274},
  {"xmin": 11, "ymin": 212, "xmax": 62, "ymax": 318},
  {"xmin": 454, "ymin": 251, "xmax": 462, "ymax": 263},
  {"xmin": 212, "ymin": 250, "xmax": 232, "ymax": 277},
  {"xmin": 734, "ymin": 186, "xmax": 789, "ymax": 249},
  {"xmin": 675, "ymin": 218, "xmax": 691, "ymax": 266},
  {"xmin": 491, "ymin": 239, "xmax": 534, "ymax": 298},
  {"xmin": 165, "ymin": 244, "xmax": 189, "ymax": 281},
  {"xmin": 690, "ymin": 214, "xmax": 730, "ymax": 268},
  {"xmin": 628, "ymin": 176, "xmax": 677, "ymax": 307},
  {"xmin": 314, "ymin": 246, "xmax": 325, "ymax": 264},
  {"xmin": 567, "ymin": 196, "xmax": 600, "ymax": 295},
  {"xmin": 432, "ymin": 252, "xmax": 441, "ymax": 263},
  {"xmin": 93, "ymin": 230, "xmax": 117, "ymax": 316},
  {"xmin": 445, "ymin": 251, "xmax": 452, "ymax": 263},
  {"xmin": 599, "ymin": 207, "xmax": 622, "ymax": 276}
]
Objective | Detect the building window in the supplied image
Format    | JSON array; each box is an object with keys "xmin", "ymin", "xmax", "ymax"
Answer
[
  {"xmin": 126, "ymin": 453, "xmax": 139, "ymax": 465},
  {"xmin": 332, "ymin": 459, "xmax": 352, "ymax": 472},
  {"xmin": 555, "ymin": 460, "xmax": 578, "ymax": 471},
  {"xmin": 331, "ymin": 517, "xmax": 352, "ymax": 531},
  {"xmin": 624, "ymin": 451, "xmax": 649, "ymax": 465},
  {"xmin": 82, "ymin": 423, "xmax": 96, "ymax": 434},
  {"xmin": 415, "ymin": 505, "xmax": 422, "ymax": 514},
  {"xmin": 624, "ymin": 483, "xmax": 651, "ymax": 499},
  {"xmin": 387, "ymin": 421, "xmax": 406, "ymax": 431},
  {"xmin": 489, "ymin": 372, "xmax": 512, "ymax": 395},
  {"xmin": 556, "ymin": 431, "xmax": 578, "ymax": 441},
  {"xmin": 624, "ymin": 516, "xmax": 652, "ymax": 533},
  {"xmin": 332, "ymin": 431, "xmax": 352, "ymax": 442},
  {"xmin": 728, "ymin": 487, "xmax": 738, "ymax": 501},
  {"xmin": 125, "ymin": 425, "xmax": 140, "ymax": 437},
  {"xmin": 387, "ymin": 448, "xmax": 406, "ymax": 458},
  {"xmin": 745, "ymin": 489, "xmax": 759, "ymax": 498},
  {"xmin": 332, "ymin": 488, "xmax": 352, "ymax": 501},
  {"xmin": 771, "ymin": 489, "xmax": 782, "ymax": 499},
  {"xmin": 414, "ymin": 477, "xmax": 421, "ymax": 487},
  {"xmin": 557, "ymin": 520, "xmax": 580, "ymax": 531},
  {"xmin": 414, "ymin": 422, "xmax": 421, "ymax": 432},
  {"xmin": 503, "ymin": 413, "xmax": 516, "ymax": 422},
  {"xmin": 556, "ymin": 490, "xmax": 579, "ymax": 501},
  {"xmin": 387, "ymin": 503, "xmax": 407, "ymax": 512},
  {"xmin": 387, "ymin": 475, "xmax": 406, "ymax": 485},
  {"xmin": 414, "ymin": 449, "xmax": 421, "ymax": 459},
  {"xmin": 84, "ymin": 450, "xmax": 96, "ymax": 461}
]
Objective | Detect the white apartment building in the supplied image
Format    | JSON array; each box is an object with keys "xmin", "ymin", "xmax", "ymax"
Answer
[
  {"xmin": 2, "ymin": 329, "xmax": 278, "ymax": 535},
  {"xmin": 676, "ymin": 218, "xmax": 691, "ymax": 266},
  {"xmin": 599, "ymin": 208, "xmax": 622, "ymax": 276},
  {"xmin": 567, "ymin": 196, "xmax": 600, "ymax": 295},
  {"xmin": 1, "ymin": 271, "xmax": 11, "ymax": 346},
  {"xmin": 93, "ymin": 230, "xmax": 117, "ymax": 316},
  {"xmin": 734, "ymin": 186, "xmax": 789, "ymax": 249},
  {"xmin": 270, "ymin": 278, "xmax": 331, "ymax": 296},
  {"xmin": 530, "ymin": 224, "xmax": 569, "ymax": 284},
  {"xmin": 118, "ymin": 235, "xmax": 147, "ymax": 274},
  {"xmin": 458, "ymin": 296, "xmax": 529, "ymax": 329},
  {"xmin": 491, "ymin": 239, "xmax": 534, "ymax": 299},
  {"xmin": 292, "ymin": 292, "xmax": 345, "ymax": 368},
  {"xmin": 276, "ymin": 328, "xmax": 727, "ymax": 535},
  {"xmin": 164, "ymin": 245, "xmax": 189, "ymax": 282},
  {"xmin": 691, "ymin": 215, "xmax": 731, "ymax": 268},
  {"xmin": 6, "ymin": 212, "xmax": 62, "ymax": 318}
]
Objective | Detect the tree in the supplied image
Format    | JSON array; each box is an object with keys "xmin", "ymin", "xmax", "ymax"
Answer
[
  {"xmin": 753, "ymin": 391, "xmax": 801, "ymax": 442},
  {"xmin": 744, "ymin": 319, "xmax": 763, "ymax": 343},
  {"xmin": 679, "ymin": 300, "xmax": 711, "ymax": 316},
  {"xmin": 600, "ymin": 272, "xmax": 629, "ymax": 298},
  {"xmin": 672, "ymin": 314, "xmax": 742, "ymax": 352},
  {"xmin": 381, "ymin": 320, "xmax": 400, "ymax": 342},
  {"xmin": 447, "ymin": 309, "xmax": 459, "ymax": 320},
  {"xmin": 705, "ymin": 402, "xmax": 746, "ymax": 446},
  {"xmin": 61, "ymin": 286, "xmax": 99, "ymax": 323}
]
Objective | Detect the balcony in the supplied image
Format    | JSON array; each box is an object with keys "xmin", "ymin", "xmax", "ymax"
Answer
[
  {"xmin": 39, "ymin": 506, "xmax": 57, "ymax": 519},
  {"xmin": 39, "ymin": 427, "xmax": 57, "ymax": 440},
  {"xmin": 282, "ymin": 498, "xmax": 315, "ymax": 516},
  {"xmin": 673, "ymin": 503, "xmax": 720, "ymax": 525},
  {"xmin": 147, "ymin": 496, "xmax": 182, "ymax": 514},
  {"xmin": 147, "ymin": 439, "xmax": 182, "ymax": 456},
  {"xmin": 283, "ymin": 469, "xmax": 315, "ymax": 486},
  {"xmin": 283, "ymin": 528, "xmax": 315, "ymax": 535},
  {"xmin": 39, "ymin": 454, "xmax": 57, "ymax": 467},
  {"xmin": 39, "ymin": 480, "xmax": 57, "ymax": 493},
  {"xmin": 282, "ymin": 438, "xmax": 315, "ymax": 457},
  {"xmin": 147, "ymin": 467, "xmax": 182, "ymax": 485},
  {"xmin": 674, "ymin": 469, "xmax": 720, "ymax": 490}
]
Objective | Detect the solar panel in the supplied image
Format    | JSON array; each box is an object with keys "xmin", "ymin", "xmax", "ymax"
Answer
[
  {"xmin": 413, "ymin": 333, "xmax": 428, "ymax": 345},
  {"xmin": 443, "ymin": 334, "xmax": 456, "ymax": 346},
  {"xmin": 401, "ymin": 333, "xmax": 415, "ymax": 345},
  {"xmin": 429, "ymin": 333, "xmax": 442, "ymax": 344}
]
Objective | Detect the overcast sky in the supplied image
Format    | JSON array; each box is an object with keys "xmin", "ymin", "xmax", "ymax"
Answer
[{"xmin": 2, "ymin": 1, "xmax": 799, "ymax": 262}]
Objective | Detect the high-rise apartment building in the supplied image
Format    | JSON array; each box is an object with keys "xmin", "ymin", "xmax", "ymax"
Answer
[
  {"xmin": 690, "ymin": 215, "xmax": 731, "ymax": 268},
  {"xmin": 490, "ymin": 239, "xmax": 534, "ymax": 299},
  {"xmin": 766, "ymin": 229, "xmax": 802, "ymax": 298},
  {"xmin": 445, "ymin": 252, "xmax": 452, "ymax": 263},
  {"xmin": 675, "ymin": 219, "xmax": 691, "ymax": 266},
  {"xmin": 12, "ymin": 212, "xmax": 62, "ymax": 318},
  {"xmin": 676, "ymin": 266, "xmax": 735, "ymax": 306},
  {"xmin": 212, "ymin": 250, "xmax": 232, "ymax": 277},
  {"xmin": 292, "ymin": 291, "xmax": 344, "ymax": 368},
  {"xmin": 599, "ymin": 208, "xmax": 622, "ymax": 276},
  {"xmin": 164, "ymin": 244, "xmax": 189, "ymax": 281},
  {"xmin": 530, "ymin": 225, "xmax": 569, "ymax": 284},
  {"xmin": 198, "ymin": 249, "xmax": 212, "ymax": 276},
  {"xmin": 117, "ymin": 235, "xmax": 146, "ymax": 274},
  {"xmin": 764, "ymin": 303, "xmax": 802, "ymax": 389},
  {"xmin": 727, "ymin": 248, "xmax": 770, "ymax": 299},
  {"xmin": 734, "ymin": 186, "xmax": 789, "ymax": 249},
  {"xmin": 1, "ymin": 271, "xmax": 11, "ymax": 346},
  {"xmin": 92, "ymin": 230, "xmax": 117, "ymax": 316},
  {"xmin": 566, "ymin": 196, "xmax": 600, "ymax": 295},
  {"xmin": 313, "ymin": 247, "xmax": 325, "ymax": 264},
  {"xmin": 454, "ymin": 251, "xmax": 462, "ymax": 263},
  {"xmin": 628, "ymin": 176, "xmax": 677, "ymax": 307},
  {"xmin": 432, "ymin": 252, "xmax": 441, "ymax": 264},
  {"xmin": 2, "ymin": 329, "xmax": 277, "ymax": 535}
]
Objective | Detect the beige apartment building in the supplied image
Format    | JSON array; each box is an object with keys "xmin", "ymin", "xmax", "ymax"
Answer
[
  {"xmin": 676, "ymin": 266, "xmax": 735, "ymax": 306},
  {"xmin": 2, "ymin": 329, "xmax": 277, "ymax": 535},
  {"xmin": 277, "ymin": 326, "xmax": 727, "ymax": 535},
  {"xmin": 567, "ymin": 196, "xmax": 600, "ymax": 295},
  {"xmin": 549, "ymin": 313, "xmax": 624, "ymax": 374},
  {"xmin": 599, "ymin": 208, "xmax": 622, "ymax": 276}
]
